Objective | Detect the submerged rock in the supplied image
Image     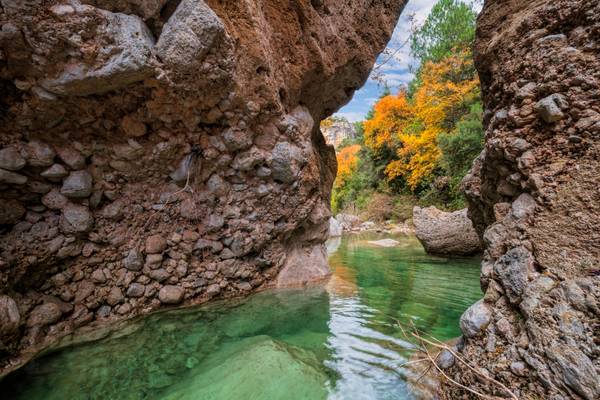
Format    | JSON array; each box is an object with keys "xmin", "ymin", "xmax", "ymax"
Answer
[{"xmin": 413, "ymin": 206, "xmax": 482, "ymax": 256}]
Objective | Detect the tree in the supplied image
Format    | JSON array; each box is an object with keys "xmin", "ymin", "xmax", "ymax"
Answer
[{"xmin": 410, "ymin": 0, "xmax": 477, "ymax": 64}]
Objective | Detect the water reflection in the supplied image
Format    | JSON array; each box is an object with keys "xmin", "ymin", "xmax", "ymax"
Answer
[{"xmin": 1, "ymin": 233, "xmax": 481, "ymax": 400}]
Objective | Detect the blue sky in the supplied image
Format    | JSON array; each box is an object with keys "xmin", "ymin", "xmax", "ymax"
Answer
[{"xmin": 336, "ymin": 0, "xmax": 475, "ymax": 122}]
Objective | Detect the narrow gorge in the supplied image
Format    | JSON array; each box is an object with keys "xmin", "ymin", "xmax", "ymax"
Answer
[{"xmin": 1, "ymin": 0, "xmax": 599, "ymax": 399}]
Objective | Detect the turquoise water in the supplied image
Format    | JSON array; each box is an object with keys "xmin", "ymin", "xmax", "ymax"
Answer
[{"xmin": 2, "ymin": 233, "xmax": 482, "ymax": 400}]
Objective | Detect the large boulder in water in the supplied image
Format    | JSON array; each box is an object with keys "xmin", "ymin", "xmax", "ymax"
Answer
[
  {"xmin": 161, "ymin": 335, "xmax": 328, "ymax": 399},
  {"xmin": 413, "ymin": 206, "xmax": 482, "ymax": 256}
]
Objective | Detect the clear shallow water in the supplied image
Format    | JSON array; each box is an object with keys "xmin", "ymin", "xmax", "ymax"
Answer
[{"xmin": 2, "ymin": 233, "xmax": 482, "ymax": 400}]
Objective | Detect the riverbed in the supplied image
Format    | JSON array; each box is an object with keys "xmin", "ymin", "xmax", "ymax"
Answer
[{"xmin": 1, "ymin": 233, "xmax": 481, "ymax": 399}]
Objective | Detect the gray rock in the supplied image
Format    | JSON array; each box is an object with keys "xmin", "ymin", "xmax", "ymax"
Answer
[
  {"xmin": 170, "ymin": 153, "xmax": 196, "ymax": 183},
  {"xmin": 60, "ymin": 203, "xmax": 94, "ymax": 233},
  {"xmin": 26, "ymin": 141, "xmax": 55, "ymax": 167},
  {"xmin": 27, "ymin": 303, "xmax": 62, "ymax": 327},
  {"xmin": 56, "ymin": 146, "xmax": 86, "ymax": 169},
  {"xmin": 204, "ymin": 214, "xmax": 224, "ymax": 232},
  {"xmin": 126, "ymin": 283, "xmax": 145, "ymax": 298},
  {"xmin": 206, "ymin": 283, "xmax": 221, "ymax": 296},
  {"xmin": 221, "ymin": 129, "xmax": 253, "ymax": 152},
  {"xmin": 275, "ymin": 244, "xmax": 330, "ymax": 288},
  {"xmin": 0, "ymin": 146, "xmax": 25, "ymax": 171},
  {"xmin": 123, "ymin": 249, "xmax": 143, "ymax": 271},
  {"xmin": 510, "ymin": 361, "xmax": 528, "ymax": 377},
  {"xmin": 40, "ymin": 6, "xmax": 155, "ymax": 96},
  {"xmin": 0, "ymin": 295, "xmax": 20, "ymax": 336},
  {"xmin": 0, "ymin": 168, "xmax": 27, "ymax": 185},
  {"xmin": 328, "ymin": 217, "xmax": 343, "ymax": 237},
  {"xmin": 460, "ymin": 299, "xmax": 491, "ymax": 338},
  {"xmin": 232, "ymin": 147, "xmax": 263, "ymax": 171},
  {"xmin": 61, "ymin": 170, "xmax": 93, "ymax": 198},
  {"xmin": 436, "ymin": 349, "xmax": 455, "ymax": 369},
  {"xmin": 511, "ymin": 193, "xmax": 536, "ymax": 219},
  {"xmin": 546, "ymin": 345, "xmax": 599, "ymax": 400},
  {"xmin": 96, "ymin": 305, "xmax": 112, "ymax": 318},
  {"xmin": 194, "ymin": 238, "xmax": 223, "ymax": 253},
  {"xmin": 42, "ymin": 189, "xmax": 69, "ymax": 210},
  {"xmin": 41, "ymin": 163, "xmax": 69, "ymax": 180},
  {"xmin": 494, "ymin": 247, "xmax": 534, "ymax": 304},
  {"xmin": 158, "ymin": 285, "xmax": 184, "ymax": 304},
  {"xmin": 206, "ymin": 174, "xmax": 228, "ymax": 195},
  {"xmin": 535, "ymin": 93, "xmax": 568, "ymax": 123},
  {"xmin": 413, "ymin": 206, "xmax": 482, "ymax": 256},
  {"xmin": 256, "ymin": 166, "xmax": 271, "ymax": 178},
  {"xmin": 271, "ymin": 142, "xmax": 301, "ymax": 183},
  {"xmin": 149, "ymin": 268, "xmax": 170, "ymax": 282}
]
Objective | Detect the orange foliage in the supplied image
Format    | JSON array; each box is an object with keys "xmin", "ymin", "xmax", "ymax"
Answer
[
  {"xmin": 365, "ymin": 50, "xmax": 479, "ymax": 190},
  {"xmin": 335, "ymin": 144, "xmax": 361, "ymax": 189}
]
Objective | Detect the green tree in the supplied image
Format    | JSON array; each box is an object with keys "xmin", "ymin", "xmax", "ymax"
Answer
[{"xmin": 410, "ymin": 0, "xmax": 477, "ymax": 64}]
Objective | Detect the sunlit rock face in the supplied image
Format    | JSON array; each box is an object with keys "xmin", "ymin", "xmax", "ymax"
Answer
[
  {"xmin": 0, "ymin": 0, "xmax": 406, "ymax": 371},
  {"xmin": 451, "ymin": 1, "xmax": 600, "ymax": 399}
]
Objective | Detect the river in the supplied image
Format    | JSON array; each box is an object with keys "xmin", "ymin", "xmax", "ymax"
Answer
[{"xmin": 2, "ymin": 233, "xmax": 482, "ymax": 399}]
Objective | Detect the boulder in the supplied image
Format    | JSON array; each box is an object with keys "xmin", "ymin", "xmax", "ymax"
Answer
[
  {"xmin": 459, "ymin": 299, "xmax": 491, "ymax": 338},
  {"xmin": 0, "ymin": 146, "xmax": 25, "ymax": 171},
  {"xmin": 328, "ymin": 217, "xmax": 342, "ymax": 237},
  {"xmin": 0, "ymin": 168, "xmax": 27, "ymax": 185},
  {"xmin": 276, "ymin": 244, "xmax": 330, "ymax": 288},
  {"xmin": 413, "ymin": 206, "xmax": 482, "ymax": 256},
  {"xmin": 27, "ymin": 303, "xmax": 62, "ymax": 327},
  {"xmin": 61, "ymin": 170, "xmax": 93, "ymax": 198},
  {"xmin": 0, "ymin": 295, "xmax": 20, "ymax": 336},
  {"xmin": 60, "ymin": 203, "xmax": 94, "ymax": 233},
  {"xmin": 145, "ymin": 234, "xmax": 167, "ymax": 254}
]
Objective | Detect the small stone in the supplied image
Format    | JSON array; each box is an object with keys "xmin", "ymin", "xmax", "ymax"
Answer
[
  {"xmin": 0, "ymin": 146, "xmax": 25, "ymax": 171},
  {"xmin": 27, "ymin": 303, "xmax": 62, "ymax": 327},
  {"xmin": 97, "ymin": 305, "xmax": 112, "ymax": 318},
  {"xmin": 222, "ymin": 128, "xmax": 252, "ymax": 151},
  {"xmin": 75, "ymin": 281, "xmax": 95, "ymax": 303},
  {"xmin": 42, "ymin": 189, "xmax": 69, "ymax": 210},
  {"xmin": 40, "ymin": 164, "xmax": 69, "ymax": 180},
  {"xmin": 91, "ymin": 269, "xmax": 107, "ymax": 283},
  {"xmin": 146, "ymin": 235, "xmax": 167, "ymax": 254},
  {"xmin": 511, "ymin": 193, "xmax": 536, "ymax": 219},
  {"xmin": 60, "ymin": 203, "xmax": 94, "ymax": 233},
  {"xmin": 26, "ymin": 141, "xmax": 55, "ymax": 167},
  {"xmin": 0, "ymin": 168, "xmax": 27, "ymax": 185},
  {"xmin": 123, "ymin": 249, "xmax": 143, "ymax": 271},
  {"xmin": 460, "ymin": 299, "xmax": 491, "ymax": 338},
  {"xmin": 436, "ymin": 349, "xmax": 455, "ymax": 369},
  {"xmin": 237, "ymin": 281, "xmax": 252, "ymax": 291},
  {"xmin": 204, "ymin": 214, "xmax": 224, "ymax": 232},
  {"xmin": 61, "ymin": 170, "xmax": 93, "ymax": 198},
  {"xmin": 206, "ymin": 284, "xmax": 221, "ymax": 296},
  {"xmin": 149, "ymin": 268, "xmax": 170, "ymax": 282},
  {"xmin": 535, "ymin": 93, "xmax": 568, "ymax": 123},
  {"xmin": 127, "ymin": 283, "xmax": 145, "ymax": 298},
  {"xmin": 494, "ymin": 247, "xmax": 534, "ymax": 304},
  {"xmin": 106, "ymin": 287, "xmax": 124, "ymax": 306},
  {"xmin": 510, "ymin": 361, "xmax": 528, "ymax": 377},
  {"xmin": 0, "ymin": 295, "xmax": 20, "ymax": 335},
  {"xmin": 121, "ymin": 115, "xmax": 147, "ymax": 137},
  {"xmin": 182, "ymin": 230, "xmax": 199, "ymax": 243},
  {"xmin": 101, "ymin": 200, "xmax": 124, "ymax": 220},
  {"xmin": 56, "ymin": 146, "xmax": 86, "ymax": 169},
  {"xmin": 158, "ymin": 285, "xmax": 184, "ymax": 304},
  {"xmin": 220, "ymin": 248, "xmax": 235, "ymax": 259},
  {"xmin": 256, "ymin": 166, "xmax": 271, "ymax": 178},
  {"xmin": 117, "ymin": 303, "xmax": 132, "ymax": 315}
]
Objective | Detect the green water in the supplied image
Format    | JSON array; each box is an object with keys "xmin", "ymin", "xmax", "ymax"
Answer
[{"xmin": 2, "ymin": 233, "xmax": 482, "ymax": 400}]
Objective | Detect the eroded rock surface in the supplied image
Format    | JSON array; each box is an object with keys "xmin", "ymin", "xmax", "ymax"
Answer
[
  {"xmin": 413, "ymin": 206, "xmax": 482, "ymax": 256},
  {"xmin": 451, "ymin": 1, "xmax": 600, "ymax": 399},
  {"xmin": 0, "ymin": 0, "xmax": 406, "ymax": 372}
]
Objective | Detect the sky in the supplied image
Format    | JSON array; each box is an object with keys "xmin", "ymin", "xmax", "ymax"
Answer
[{"xmin": 335, "ymin": 0, "xmax": 478, "ymax": 123}]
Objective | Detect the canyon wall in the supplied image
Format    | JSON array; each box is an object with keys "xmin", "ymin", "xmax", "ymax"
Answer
[
  {"xmin": 451, "ymin": 0, "xmax": 599, "ymax": 399},
  {"xmin": 0, "ymin": 0, "xmax": 406, "ymax": 372}
]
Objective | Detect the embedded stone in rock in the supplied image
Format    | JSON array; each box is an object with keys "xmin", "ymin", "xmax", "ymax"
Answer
[
  {"xmin": 61, "ymin": 170, "xmax": 93, "ymax": 198},
  {"xmin": 26, "ymin": 303, "xmax": 62, "ymax": 327},
  {"xmin": 232, "ymin": 147, "xmax": 263, "ymax": 171},
  {"xmin": 459, "ymin": 299, "xmax": 491, "ymax": 338},
  {"xmin": 26, "ymin": 141, "xmax": 55, "ymax": 167},
  {"xmin": 158, "ymin": 285, "xmax": 184, "ymax": 304},
  {"xmin": 39, "ymin": 6, "xmax": 155, "ymax": 96},
  {"xmin": 493, "ymin": 246, "xmax": 534, "ymax": 304},
  {"xmin": 126, "ymin": 283, "xmax": 145, "ymax": 298},
  {"xmin": 0, "ymin": 146, "xmax": 25, "ymax": 171},
  {"xmin": 535, "ymin": 93, "xmax": 568, "ymax": 123},
  {"xmin": 413, "ymin": 206, "xmax": 482, "ymax": 256},
  {"xmin": 123, "ymin": 249, "xmax": 143, "ymax": 271},
  {"xmin": 222, "ymin": 129, "xmax": 253, "ymax": 152},
  {"xmin": 145, "ymin": 235, "xmax": 167, "ymax": 254},
  {"xmin": 204, "ymin": 214, "xmax": 224, "ymax": 232},
  {"xmin": 194, "ymin": 238, "xmax": 223, "ymax": 254},
  {"xmin": 106, "ymin": 287, "xmax": 124, "ymax": 306},
  {"xmin": 0, "ymin": 168, "xmax": 27, "ymax": 185},
  {"xmin": 91, "ymin": 269, "xmax": 107, "ymax": 283},
  {"xmin": 0, "ymin": 295, "xmax": 20, "ymax": 336},
  {"xmin": 121, "ymin": 115, "xmax": 147, "ymax": 137},
  {"xmin": 0, "ymin": 199, "xmax": 26, "ymax": 225},
  {"xmin": 60, "ymin": 203, "xmax": 94, "ymax": 233},
  {"xmin": 42, "ymin": 189, "xmax": 69, "ymax": 210},
  {"xmin": 271, "ymin": 142, "xmax": 301, "ymax": 184},
  {"xmin": 511, "ymin": 193, "xmax": 536, "ymax": 219},
  {"xmin": 546, "ymin": 345, "xmax": 599, "ymax": 400},
  {"xmin": 40, "ymin": 164, "xmax": 69, "ymax": 180},
  {"xmin": 56, "ymin": 146, "xmax": 86, "ymax": 170},
  {"xmin": 149, "ymin": 269, "xmax": 170, "ymax": 282}
]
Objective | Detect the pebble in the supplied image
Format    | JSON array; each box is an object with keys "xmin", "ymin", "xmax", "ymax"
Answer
[{"xmin": 0, "ymin": 146, "xmax": 25, "ymax": 171}]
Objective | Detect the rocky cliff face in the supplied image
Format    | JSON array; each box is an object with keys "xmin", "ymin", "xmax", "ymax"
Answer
[
  {"xmin": 321, "ymin": 118, "xmax": 356, "ymax": 149},
  {"xmin": 452, "ymin": 1, "xmax": 600, "ymax": 399},
  {"xmin": 0, "ymin": 0, "xmax": 406, "ymax": 372}
]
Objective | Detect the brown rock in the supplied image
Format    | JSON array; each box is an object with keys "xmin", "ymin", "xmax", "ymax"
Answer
[
  {"xmin": 158, "ymin": 285, "xmax": 184, "ymax": 304},
  {"xmin": 145, "ymin": 235, "xmax": 167, "ymax": 254},
  {"xmin": 0, "ymin": 295, "xmax": 20, "ymax": 335},
  {"xmin": 27, "ymin": 303, "xmax": 62, "ymax": 327}
]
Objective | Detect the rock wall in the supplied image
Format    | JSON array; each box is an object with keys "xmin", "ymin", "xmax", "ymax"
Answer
[
  {"xmin": 451, "ymin": 1, "xmax": 600, "ymax": 399},
  {"xmin": 0, "ymin": 0, "xmax": 406, "ymax": 372},
  {"xmin": 321, "ymin": 118, "xmax": 356, "ymax": 149}
]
